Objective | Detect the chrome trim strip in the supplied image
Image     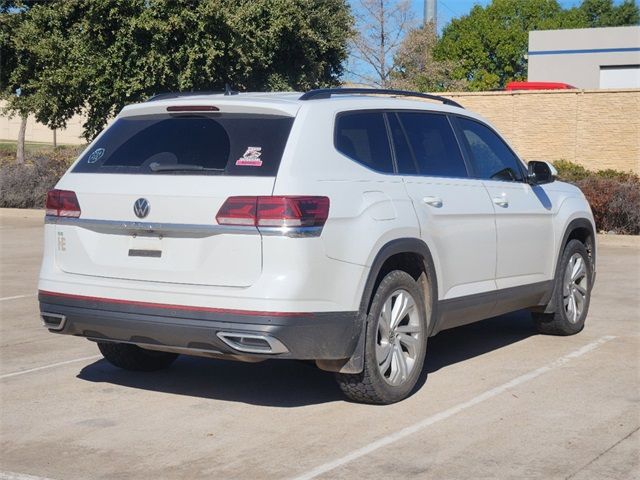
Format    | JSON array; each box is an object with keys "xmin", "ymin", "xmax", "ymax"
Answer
[
  {"xmin": 45, "ymin": 216, "xmax": 257, "ymax": 237},
  {"xmin": 46, "ymin": 216, "xmax": 323, "ymax": 238},
  {"xmin": 216, "ymin": 332, "xmax": 289, "ymax": 355},
  {"xmin": 258, "ymin": 226, "xmax": 323, "ymax": 238}
]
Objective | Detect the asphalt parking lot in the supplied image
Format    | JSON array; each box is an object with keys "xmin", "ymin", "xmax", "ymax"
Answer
[{"xmin": 1, "ymin": 208, "xmax": 638, "ymax": 480}]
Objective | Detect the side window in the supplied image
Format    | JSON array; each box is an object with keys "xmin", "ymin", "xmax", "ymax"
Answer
[
  {"xmin": 397, "ymin": 112, "xmax": 468, "ymax": 178},
  {"xmin": 335, "ymin": 112, "xmax": 394, "ymax": 173},
  {"xmin": 457, "ymin": 117, "xmax": 523, "ymax": 182}
]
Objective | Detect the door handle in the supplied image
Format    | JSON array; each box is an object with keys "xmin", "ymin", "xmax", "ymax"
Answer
[
  {"xmin": 422, "ymin": 196, "xmax": 443, "ymax": 208},
  {"xmin": 492, "ymin": 195, "xmax": 509, "ymax": 208}
]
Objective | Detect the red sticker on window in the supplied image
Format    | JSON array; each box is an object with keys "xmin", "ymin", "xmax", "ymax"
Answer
[{"xmin": 236, "ymin": 147, "xmax": 263, "ymax": 167}]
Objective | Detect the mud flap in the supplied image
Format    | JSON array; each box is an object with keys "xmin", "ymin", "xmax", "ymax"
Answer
[{"xmin": 316, "ymin": 313, "xmax": 367, "ymax": 374}]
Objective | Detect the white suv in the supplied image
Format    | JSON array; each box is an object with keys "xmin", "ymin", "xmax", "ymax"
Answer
[{"xmin": 39, "ymin": 88, "xmax": 596, "ymax": 404}]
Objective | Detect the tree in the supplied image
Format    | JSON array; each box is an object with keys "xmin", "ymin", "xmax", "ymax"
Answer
[
  {"xmin": 567, "ymin": 0, "xmax": 639, "ymax": 27},
  {"xmin": 435, "ymin": 0, "xmax": 640, "ymax": 91},
  {"xmin": 349, "ymin": 0, "xmax": 414, "ymax": 87},
  {"xmin": 0, "ymin": 0, "xmax": 35, "ymax": 163},
  {"xmin": 3, "ymin": 0, "xmax": 353, "ymax": 141},
  {"xmin": 391, "ymin": 22, "xmax": 468, "ymax": 92}
]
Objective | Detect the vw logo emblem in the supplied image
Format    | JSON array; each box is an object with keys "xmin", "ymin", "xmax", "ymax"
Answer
[{"xmin": 133, "ymin": 198, "xmax": 150, "ymax": 219}]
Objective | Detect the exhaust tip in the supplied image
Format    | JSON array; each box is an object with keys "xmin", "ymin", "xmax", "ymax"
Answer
[
  {"xmin": 216, "ymin": 332, "xmax": 288, "ymax": 355},
  {"xmin": 41, "ymin": 312, "xmax": 67, "ymax": 331}
]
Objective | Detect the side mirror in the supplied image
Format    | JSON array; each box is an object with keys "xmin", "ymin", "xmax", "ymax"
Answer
[{"xmin": 527, "ymin": 161, "xmax": 556, "ymax": 185}]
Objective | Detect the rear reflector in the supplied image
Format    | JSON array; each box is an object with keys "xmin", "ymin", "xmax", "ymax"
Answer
[
  {"xmin": 45, "ymin": 189, "xmax": 81, "ymax": 218},
  {"xmin": 216, "ymin": 196, "xmax": 329, "ymax": 229}
]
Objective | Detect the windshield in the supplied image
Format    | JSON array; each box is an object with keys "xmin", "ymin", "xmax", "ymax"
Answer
[{"xmin": 73, "ymin": 113, "xmax": 294, "ymax": 176}]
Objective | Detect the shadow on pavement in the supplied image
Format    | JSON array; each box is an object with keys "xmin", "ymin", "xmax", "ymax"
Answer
[{"xmin": 77, "ymin": 309, "xmax": 537, "ymax": 407}]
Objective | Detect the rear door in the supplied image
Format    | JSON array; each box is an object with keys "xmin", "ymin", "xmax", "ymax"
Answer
[
  {"xmin": 392, "ymin": 111, "xmax": 497, "ymax": 302},
  {"xmin": 453, "ymin": 116, "xmax": 555, "ymax": 289},
  {"xmin": 54, "ymin": 109, "xmax": 294, "ymax": 287}
]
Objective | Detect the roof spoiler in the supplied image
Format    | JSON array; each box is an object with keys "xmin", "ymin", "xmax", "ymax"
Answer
[
  {"xmin": 299, "ymin": 88, "xmax": 463, "ymax": 108},
  {"xmin": 147, "ymin": 84, "xmax": 239, "ymax": 102}
]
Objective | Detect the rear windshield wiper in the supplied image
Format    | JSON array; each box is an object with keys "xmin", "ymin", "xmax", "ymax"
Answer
[{"xmin": 149, "ymin": 162, "xmax": 224, "ymax": 172}]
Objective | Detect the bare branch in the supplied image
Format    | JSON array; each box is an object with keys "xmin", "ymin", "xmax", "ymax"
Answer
[{"xmin": 349, "ymin": 0, "xmax": 415, "ymax": 87}]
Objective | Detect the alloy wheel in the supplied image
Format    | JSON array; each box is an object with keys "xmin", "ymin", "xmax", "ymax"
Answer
[
  {"xmin": 563, "ymin": 253, "xmax": 589, "ymax": 324},
  {"xmin": 375, "ymin": 289, "xmax": 424, "ymax": 386}
]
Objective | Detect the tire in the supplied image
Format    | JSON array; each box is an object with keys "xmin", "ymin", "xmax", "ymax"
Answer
[
  {"xmin": 97, "ymin": 342, "xmax": 178, "ymax": 371},
  {"xmin": 336, "ymin": 270, "xmax": 429, "ymax": 404},
  {"xmin": 533, "ymin": 239, "xmax": 593, "ymax": 336}
]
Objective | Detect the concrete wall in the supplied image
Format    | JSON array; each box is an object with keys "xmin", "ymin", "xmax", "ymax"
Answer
[
  {"xmin": 443, "ymin": 88, "xmax": 639, "ymax": 173},
  {"xmin": 0, "ymin": 103, "xmax": 87, "ymax": 145},
  {"xmin": 528, "ymin": 26, "xmax": 640, "ymax": 89}
]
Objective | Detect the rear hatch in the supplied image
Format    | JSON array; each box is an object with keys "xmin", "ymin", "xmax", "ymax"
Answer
[{"xmin": 54, "ymin": 101, "xmax": 296, "ymax": 287}]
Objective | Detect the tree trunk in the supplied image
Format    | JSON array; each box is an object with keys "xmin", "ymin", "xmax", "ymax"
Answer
[
  {"xmin": 16, "ymin": 115, "xmax": 27, "ymax": 164},
  {"xmin": 53, "ymin": 128, "xmax": 57, "ymax": 148},
  {"xmin": 379, "ymin": 0, "xmax": 385, "ymax": 87}
]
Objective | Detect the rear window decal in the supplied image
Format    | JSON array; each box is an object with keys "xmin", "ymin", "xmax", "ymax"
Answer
[
  {"xmin": 235, "ymin": 146, "xmax": 263, "ymax": 167},
  {"xmin": 87, "ymin": 148, "xmax": 105, "ymax": 163}
]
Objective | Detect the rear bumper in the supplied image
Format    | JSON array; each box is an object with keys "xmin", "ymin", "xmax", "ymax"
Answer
[{"xmin": 39, "ymin": 291, "xmax": 361, "ymax": 360}]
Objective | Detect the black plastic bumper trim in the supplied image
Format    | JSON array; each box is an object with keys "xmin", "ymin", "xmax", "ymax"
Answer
[{"xmin": 39, "ymin": 293, "xmax": 361, "ymax": 360}]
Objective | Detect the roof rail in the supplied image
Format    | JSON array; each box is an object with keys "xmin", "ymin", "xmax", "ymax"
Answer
[
  {"xmin": 147, "ymin": 84, "xmax": 239, "ymax": 102},
  {"xmin": 299, "ymin": 88, "xmax": 463, "ymax": 108}
]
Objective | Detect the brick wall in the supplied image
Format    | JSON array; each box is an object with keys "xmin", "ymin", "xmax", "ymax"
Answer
[{"xmin": 443, "ymin": 88, "xmax": 640, "ymax": 174}]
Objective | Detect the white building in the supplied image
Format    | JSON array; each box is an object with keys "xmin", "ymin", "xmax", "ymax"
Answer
[{"xmin": 528, "ymin": 26, "xmax": 640, "ymax": 89}]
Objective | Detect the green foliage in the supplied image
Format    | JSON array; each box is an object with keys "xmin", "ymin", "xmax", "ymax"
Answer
[
  {"xmin": 553, "ymin": 159, "xmax": 591, "ymax": 182},
  {"xmin": 435, "ymin": 0, "xmax": 640, "ymax": 91},
  {"xmin": 0, "ymin": 1, "xmax": 31, "ymax": 114},
  {"xmin": 553, "ymin": 160, "xmax": 639, "ymax": 183},
  {"xmin": 567, "ymin": 0, "xmax": 640, "ymax": 27},
  {"xmin": 1, "ymin": 0, "xmax": 353, "ymax": 139}
]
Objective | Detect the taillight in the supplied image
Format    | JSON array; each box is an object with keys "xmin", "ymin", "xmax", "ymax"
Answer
[
  {"xmin": 216, "ymin": 196, "xmax": 330, "ymax": 229},
  {"xmin": 215, "ymin": 196, "xmax": 257, "ymax": 226},
  {"xmin": 256, "ymin": 196, "xmax": 329, "ymax": 227},
  {"xmin": 45, "ymin": 189, "xmax": 81, "ymax": 218}
]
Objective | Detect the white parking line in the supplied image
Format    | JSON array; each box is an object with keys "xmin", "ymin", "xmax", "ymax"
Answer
[
  {"xmin": 0, "ymin": 355, "xmax": 102, "ymax": 380},
  {"xmin": 291, "ymin": 335, "xmax": 616, "ymax": 480},
  {"xmin": 0, "ymin": 293, "xmax": 37, "ymax": 302},
  {"xmin": 0, "ymin": 472, "xmax": 57, "ymax": 480}
]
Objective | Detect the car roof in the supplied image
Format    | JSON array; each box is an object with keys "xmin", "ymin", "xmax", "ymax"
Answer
[{"xmin": 119, "ymin": 90, "xmax": 485, "ymax": 123}]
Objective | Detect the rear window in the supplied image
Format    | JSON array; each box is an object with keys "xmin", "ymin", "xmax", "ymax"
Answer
[{"xmin": 72, "ymin": 113, "xmax": 294, "ymax": 176}]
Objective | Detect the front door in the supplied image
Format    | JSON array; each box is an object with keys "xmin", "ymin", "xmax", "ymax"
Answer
[{"xmin": 453, "ymin": 116, "xmax": 555, "ymax": 290}]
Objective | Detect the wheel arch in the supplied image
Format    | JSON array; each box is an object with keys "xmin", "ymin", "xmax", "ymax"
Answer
[
  {"xmin": 358, "ymin": 238, "xmax": 438, "ymax": 315},
  {"xmin": 541, "ymin": 217, "xmax": 596, "ymax": 314},
  {"xmin": 317, "ymin": 238, "xmax": 438, "ymax": 374},
  {"xmin": 558, "ymin": 217, "xmax": 596, "ymax": 275}
]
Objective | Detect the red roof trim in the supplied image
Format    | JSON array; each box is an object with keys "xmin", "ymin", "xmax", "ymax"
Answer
[{"xmin": 505, "ymin": 81, "xmax": 576, "ymax": 91}]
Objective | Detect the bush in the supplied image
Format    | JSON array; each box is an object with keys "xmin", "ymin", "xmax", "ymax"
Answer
[
  {"xmin": 0, "ymin": 147, "xmax": 81, "ymax": 209},
  {"xmin": 553, "ymin": 161, "xmax": 640, "ymax": 235},
  {"xmin": 553, "ymin": 160, "xmax": 591, "ymax": 182},
  {"xmin": 575, "ymin": 177, "xmax": 640, "ymax": 235}
]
